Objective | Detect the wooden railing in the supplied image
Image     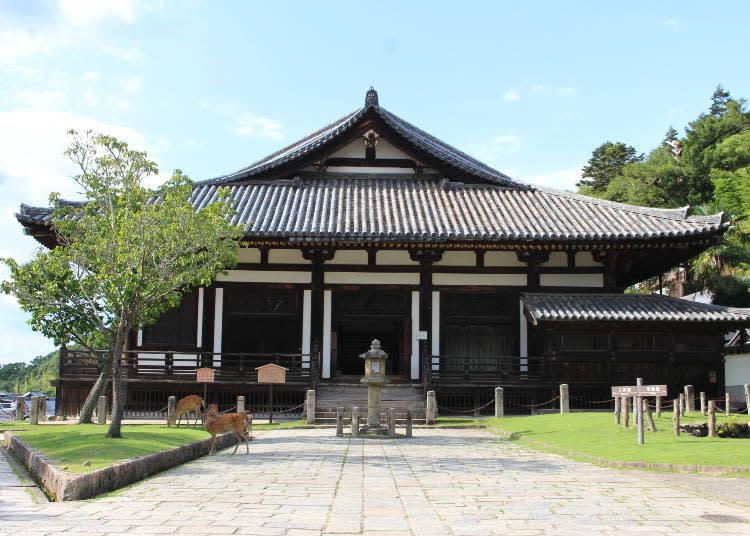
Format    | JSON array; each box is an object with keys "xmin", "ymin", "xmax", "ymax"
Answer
[
  {"xmin": 61, "ymin": 347, "xmax": 320, "ymax": 385},
  {"xmin": 429, "ymin": 355, "xmax": 546, "ymax": 383}
]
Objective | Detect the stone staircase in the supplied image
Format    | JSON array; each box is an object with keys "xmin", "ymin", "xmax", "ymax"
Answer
[{"xmin": 315, "ymin": 384, "xmax": 426, "ymax": 424}]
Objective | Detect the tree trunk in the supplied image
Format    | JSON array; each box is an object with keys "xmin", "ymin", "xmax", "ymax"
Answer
[
  {"xmin": 106, "ymin": 356, "xmax": 127, "ymax": 438},
  {"xmin": 78, "ymin": 358, "xmax": 112, "ymax": 424}
]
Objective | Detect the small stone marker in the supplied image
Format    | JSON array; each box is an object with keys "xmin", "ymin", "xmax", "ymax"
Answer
[
  {"xmin": 725, "ymin": 392, "xmax": 731, "ymax": 416},
  {"xmin": 305, "ymin": 390, "xmax": 315, "ymax": 424},
  {"xmin": 672, "ymin": 398, "xmax": 680, "ymax": 436},
  {"xmin": 655, "ymin": 395, "xmax": 662, "ymax": 418},
  {"xmin": 708, "ymin": 400, "xmax": 716, "ymax": 437},
  {"xmin": 426, "ymin": 391, "xmax": 436, "ymax": 425},
  {"xmin": 559, "ymin": 384, "xmax": 570, "ymax": 414},
  {"xmin": 495, "ymin": 387, "xmax": 504, "ymax": 418},
  {"xmin": 700, "ymin": 392, "xmax": 707, "ymax": 415},
  {"xmin": 336, "ymin": 407, "xmax": 343, "ymax": 437},
  {"xmin": 405, "ymin": 409, "xmax": 413, "ymax": 437},
  {"xmin": 97, "ymin": 396, "xmax": 107, "ymax": 424},
  {"xmin": 744, "ymin": 384, "xmax": 750, "ymax": 413},
  {"xmin": 167, "ymin": 395, "xmax": 177, "ymax": 427},
  {"xmin": 15, "ymin": 396, "xmax": 25, "ymax": 421},
  {"xmin": 351, "ymin": 406, "xmax": 360, "ymax": 438},
  {"xmin": 29, "ymin": 396, "xmax": 40, "ymax": 425},
  {"xmin": 39, "ymin": 396, "xmax": 47, "ymax": 420},
  {"xmin": 387, "ymin": 407, "xmax": 396, "ymax": 437},
  {"xmin": 622, "ymin": 396, "xmax": 630, "ymax": 428},
  {"xmin": 684, "ymin": 385, "xmax": 695, "ymax": 413},
  {"xmin": 237, "ymin": 395, "xmax": 245, "ymax": 413},
  {"xmin": 679, "ymin": 393, "xmax": 686, "ymax": 416}
]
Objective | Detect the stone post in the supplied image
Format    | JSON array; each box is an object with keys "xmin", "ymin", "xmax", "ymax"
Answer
[
  {"xmin": 614, "ymin": 396, "xmax": 621, "ymax": 425},
  {"xmin": 679, "ymin": 393, "xmax": 686, "ymax": 416},
  {"xmin": 29, "ymin": 396, "xmax": 40, "ymax": 425},
  {"xmin": 237, "ymin": 395, "xmax": 245, "ymax": 413},
  {"xmin": 367, "ymin": 385, "xmax": 383, "ymax": 429},
  {"xmin": 15, "ymin": 396, "xmax": 25, "ymax": 421},
  {"xmin": 635, "ymin": 378, "xmax": 644, "ymax": 445},
  {"xmin": 707, "ymin": 400, "xmax": 716, "ymax": 437},
  {"xmin": 305, "ymin": 390, "xmax": 315, "ymax": 424},
  {"xmin": 387, "ymin": 407, "xmax": 396, "ymax": 437},
  {"xmin": 684, "ymin": 385, "xmax": 695, "ymax": 413},
  {"xmin": 336, "ymin": 407, "xmax": 343, "ymax": 437},
  {"xmin": 426, "ymin": 390, "xmax": 436, "ymax": 425},
  {"xmin": 97, "ymin": 396, "xmax": 107, "ymax": 424},
  {"xmin": 351, "ymin": 406, "xmax": 360, "ymax": 438},
  {"xmin": 725, "ymin": 392, "xmax": 731, "ymax": 416},
  {"xmin": 700, "ymin": 392, "xmax": 707, "ymax": 415},
  {"xmin": 405, "ymin": 409, "xmax": 413, "ymax": 437},
  {"xmin": 622, "ymin": 396, "xmax": 629, "ymax": 428},
  {"xmin": 39, "ymin": 396, "xmax": 47, "ymax": 421},
  {"xmin": 643, "ymin": 398, "xmax": 656, "ymax": 432},
  {"xmin": 559, "ymin": 384, "xmax": 570, "ymax": 414},
  {"xmin": 494, "ymin": 387, "xmax": 504, "ymax": 418},
  {"xmin": 672, "ymin": 398, "xmax": 680, "ymax": 436},
  {"xmin": 655, "ymin": 396, "xmax": 662, "ymax": 418},
  {"xmin": 744, "ymin": 384, "xmax": 750, "ymax": 413},
  {"xmin": 167, "ymin": 395, "xmax": 176, "ymax": 427}
]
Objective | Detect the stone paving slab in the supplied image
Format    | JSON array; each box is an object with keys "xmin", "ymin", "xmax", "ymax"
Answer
[{"xmin": 1, "ymin": 428, "xmax": 750, "ymax": 535}]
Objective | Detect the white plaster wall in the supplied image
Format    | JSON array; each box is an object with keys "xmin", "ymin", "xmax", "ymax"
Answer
[
  {"xmin": 434, "ymin": 251, "xmax": 476, "ymax": 267},
  {"xmin": 196, "ymin": 288, "xmax": 204, "ymax": 347},
  {"xmin": 216, "ymin": 270, "xmax": 311, "ymax": 284},
  {"xmin": 325, "ymin": 166, "xmax": 421, "ymax": 174},
  {"xmin": 329, "ymin": 139, "xmax": 364, "ymax": 158},
  {"xmin": 328, "ymin": 250, "xmax": 368, "ymax": 265},
  {"xmin": 138, "ymin": 353, "xmax": 165, "ymax": 368},
  {"xmin": 322, "ymin": 290, "xmax": 332, "ymax": 379},
  {"xmin": 301, "ymin": 289, "xmax": 311, "ymax": 368},
  {"xmin": 269, "ymin": 249, "xmax": 310, "ymax": 264},
  {"xmin": 377, "ymin": 250, "xmax": 418, "ymax": 265},
  {"xmin": 726, "ymin": 354, "xmax": 750, "ymax": 387},
  {"xmin": 376, "ymin": 138, "xmax": 412, "ymax": 159},
  {"xmin": 213, "ymin": 288, "xmax": 223, "ymax": 366},
  {"xmin": 432, "ymin": 273, "xmax": 527, "ymax": 286},
  {"xmin": 237, "ymin": 248, "xmax": 261, "ymax": 263},
  {"xmin": 431, "ymin": 291, "xmax": 440, "ymax": 370},
  {"xmin": 540, "ymin": 273, "xmax": 604, "ymax": 287},
  {"xmin": 485, "ymin": 251, "xmax": 526, "ymax": 267},
  {"xmin": 543, "ymin": 252, "xmax": 568, "ymax": 267},
  {"xmin": 576, "ymin": 252, "xmax": 603, "ymax": 267},
  {"xmin": 325, "ymin": 272, "xmax": 419, "ymax": 285}
]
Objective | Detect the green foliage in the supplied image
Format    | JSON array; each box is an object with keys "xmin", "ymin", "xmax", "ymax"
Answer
[
  {"xmin": 712, "ymin": 276, "xmax": 750, "ymax": 307},
  {"xmin": 710, "ymin": 84, "xmax": 732, "ymax": 117},
  {"xmin": 0, "ymin": 349, "xmax": 58, "ymax": 396},
  {"xmin": 577, "ymin": 141, "xmax": 643, "ymax": 193},
  {"xmin": 603, "ymin": 146, "xmax": 678, "ymax": 206}
]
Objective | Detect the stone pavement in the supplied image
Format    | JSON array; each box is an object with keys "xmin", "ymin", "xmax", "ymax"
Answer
[{"xmin": 1, "ymin": 428, "xmax": 750, "ymax": 536}]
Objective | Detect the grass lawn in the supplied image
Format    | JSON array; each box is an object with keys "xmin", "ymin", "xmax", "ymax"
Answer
[
  {"xmin": 485, "ymin": 412, "xmax": 750, "ymax": 470},
  {"xmin": 4, "ymin": 419, "xmax": 303, "ymax": 473}
]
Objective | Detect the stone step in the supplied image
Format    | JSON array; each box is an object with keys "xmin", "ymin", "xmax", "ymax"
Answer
[
  {"xmin": 317, "ymin": 385, "xmax": 424, "ymax": 402},
  {"xmin": 317, "ymin": 401, "xmax": 425, "ymax": 408}
]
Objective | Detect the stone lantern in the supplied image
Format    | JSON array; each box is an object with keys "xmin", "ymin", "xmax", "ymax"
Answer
[{"xmin": 359, "ymin": 339, "xmax": 388, "ymax": 430}]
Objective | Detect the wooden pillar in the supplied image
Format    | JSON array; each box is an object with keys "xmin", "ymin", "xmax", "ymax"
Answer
[
  {"xmin": 614, "ymin": 396, "xmax": 621, "ymax": 425},
  {"xmin": 410, "ymin": 249, "xmax": 442, "ymax": 381},
  {"xmin": 303, "ymin": 248, "xmax": 335, "ymax": 379},
  {"xmin": 517, "ymin": 251, "xmax": 549, "ymax": 291},
  {"xmin": 655, "ymin": 396, "xmax": 662, "ymax": 418}
]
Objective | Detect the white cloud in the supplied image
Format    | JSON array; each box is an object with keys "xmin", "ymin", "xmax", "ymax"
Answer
[
  {"xmin": 202, "ymin": 102, "xmax": 283, "ymax": 140},
  {"xmin": 122, "ymin": 76, "xmax": 143, "ymax": 93},
  {"xmin": 665, "ymin": 18, "xmax": 680, "ymax": 28},
  {"xmin": 476, "ymin": 134, "xmax": 523, "ymax": 161},
  {"xmin": 0, "ymin": 29, "xmax": 69, "ymax": 65},
  {"xmin": 502, "ymin": 90, "xmax": 521, "ymax": 102},
  {"xmin": 557, "ymin": 87, "xmax": 577, "ymax": 96},
  {"xmin": 114, "ymin": 99, "xmax": 132, "ymax": 111},
  {"xmin": 59, "ymin": 0, "xmax": 137, "ymax": 24},
  {"xmin": 83, "ymin": 89, "xmax": 97, "ymax": 105},
  {"xmin": 83, "ymin": 71, "xmax": 100, "ymax": 81},
  {"xmin": 101, "ymin": 43, "xmax": 144, "ymax": 62},
  {"xmin": 16, "ymin": 90, "xmax": 66, "ymax": 108},
  {"xmin": 522, "ymin": 166, "xmax": 583, "ymax": 191}
]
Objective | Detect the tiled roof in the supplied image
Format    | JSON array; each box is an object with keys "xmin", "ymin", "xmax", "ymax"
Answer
[
  {"xmin": 18, "ymin": 175, "xmax": 725, "ymax": 243},
  {"xmin": 522, "ymin": 293, "xmax": 750, "ymax": 324},
  {"xmin": 203, "ymin": 89, "xmax": 521, "ymax": 187}
]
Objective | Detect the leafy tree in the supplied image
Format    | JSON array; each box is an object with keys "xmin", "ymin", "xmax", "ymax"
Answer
[
  {"xmin": 603, "ymin": 146, "xmax": 680, "ymax": 207},
  {"xmin": 710, "ymin": 84, "xmax": 732, "ymax": 116},
  {"xmin": 2, "ymin": 131, "xmax": 242, "ymax": 437},
  {"xmin": 577, "ymin": 142, "xmax": 643, "ymax": 193},
  {"xmin": 663, "ymin": 126, "xmax": 678, "ymax": 144}
]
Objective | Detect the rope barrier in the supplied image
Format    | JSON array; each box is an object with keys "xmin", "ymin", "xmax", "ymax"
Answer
[
  {"xmin": 439, "ymin": 398, "xmax": 496, "ymax": 414},
  {"xmin": 505, "ymin": 395, "xmax": 560, "ymax": 409},
  {"xmin": 570, "ymin": 396, "xmax": 615, "ymax": 405}
]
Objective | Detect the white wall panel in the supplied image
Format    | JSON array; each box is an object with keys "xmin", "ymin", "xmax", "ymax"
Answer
[
  {"xmin": 432, "ymin": 273, "xmax": 526, "ymax": 286},
  {"xmin": 325, "ymin": 272, "xmax": 419, "ymax": 285},
  {"xmin": 217, "ymin": 270, "xmax": 311, "ymax": 283},
  {"xmin": 540, "ymin": 273, "xmax": 604, "ymax": 287}
]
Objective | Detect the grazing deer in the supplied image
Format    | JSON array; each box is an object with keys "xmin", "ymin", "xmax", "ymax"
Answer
[
  {"xmin": 203, "ymin": 403, "xmax": 252, "ymax": 455},
  {"xmin": 169, "ymin": 395, "xmax": 205, "ymax": 427}
]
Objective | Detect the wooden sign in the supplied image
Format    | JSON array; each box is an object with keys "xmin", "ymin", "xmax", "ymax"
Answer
[
  {"xmin": 256, "ymin": 363, "xmax": 288, "ymax": 384},
  {"xmin": 612, "ymin": 384, "xmax": 667, "ymax": 397},
  {"xmin": 196, "ymin": 368, "xmax": 215, "ymax": 383}
]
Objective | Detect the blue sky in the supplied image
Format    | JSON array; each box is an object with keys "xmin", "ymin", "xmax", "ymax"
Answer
[{"xmin": 0, "ymin": 0, "xmax": 748, "ymax": 365}]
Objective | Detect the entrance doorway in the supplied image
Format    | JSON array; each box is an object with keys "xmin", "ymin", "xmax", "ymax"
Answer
[{"xmin": 332, "ymin": 289, "xmax": 411, "ymax": 379}]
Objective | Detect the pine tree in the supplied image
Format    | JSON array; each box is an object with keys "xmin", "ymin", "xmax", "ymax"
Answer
[{"xmin": 710, "ymin": 84, "xmax": 732, "ymax": 116}]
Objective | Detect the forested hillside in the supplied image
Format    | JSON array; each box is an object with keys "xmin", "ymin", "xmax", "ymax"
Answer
[
  {"xmin": 577, "ymin": 86, "xmax": 750, "ymax": 305},
  {"xmin": 0, "ymin": 348, "xmax": 58, "ymax": 396}
]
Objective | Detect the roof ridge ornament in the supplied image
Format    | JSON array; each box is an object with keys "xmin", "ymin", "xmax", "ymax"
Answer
[{"xmin": 365, "ymin": 86, "xmax": 379, "ymax": 108}]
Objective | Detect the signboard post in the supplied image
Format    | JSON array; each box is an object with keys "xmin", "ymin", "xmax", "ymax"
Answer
[
  {"xmin": 256, "ymin": 364, "xmax": 288, "ymax": 424},
  {"xmin": 611, "ymin": 380, "xmax": 667, "ymax": 445},
  {"xmin": 196, "ymin": 367, "xmax": 215, "ymax": 404}
]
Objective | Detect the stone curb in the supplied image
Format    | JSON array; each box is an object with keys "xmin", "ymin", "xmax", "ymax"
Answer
[
  {"xmin": 4, "ymin": 431, "xmax": 237, "ymax": 501},
  {"xmin": 492, "ymin": 427, "xmax": 750, "ymax": 474}
]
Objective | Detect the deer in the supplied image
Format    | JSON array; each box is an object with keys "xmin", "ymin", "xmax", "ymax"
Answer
[
  {"xmin": 203, "ymin": 403, "xmax": 252, "ymax": 455},
  {"xmin": 168, "ymin": 395, "xmax": 205, "ymax": 427}
]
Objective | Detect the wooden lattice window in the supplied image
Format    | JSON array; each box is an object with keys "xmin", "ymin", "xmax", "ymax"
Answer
[
  {"xmin": 558, "ymin": 333, "xmax": 608, "ymax": 352},
  {"xmin": 442, "ymin": 292, "xmax": 517, "ymax": 357},
  {"xmin": 334, "ymin": 291, "xmax": 409, "ymax": 317},
  {"xmin": 141, "ymin": 290, "xmax": 198, "ymax": 347}
]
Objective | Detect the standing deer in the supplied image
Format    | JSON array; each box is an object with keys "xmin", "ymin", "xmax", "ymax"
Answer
[
  {"xmin": 169, "ymin": 395, "xmax": 205, "ymax": 427},
  {"xmin": 203, "ymin": 403, "xmax": 252, "ymax": 455}
]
